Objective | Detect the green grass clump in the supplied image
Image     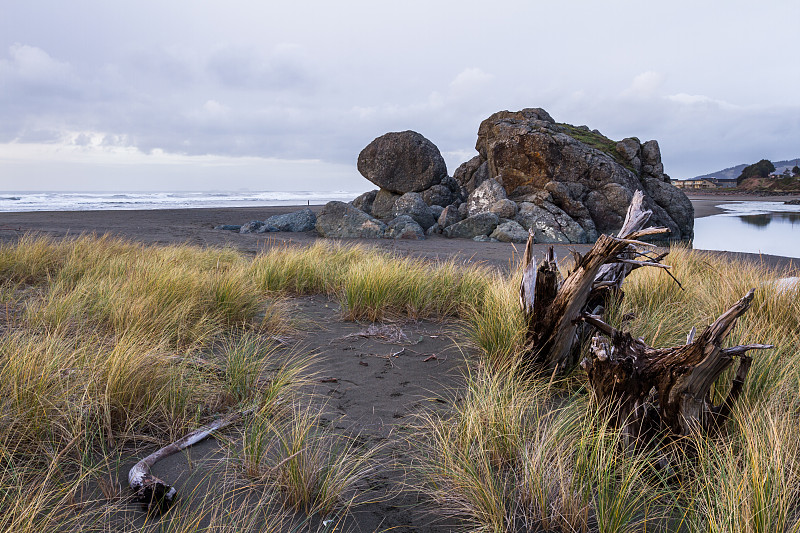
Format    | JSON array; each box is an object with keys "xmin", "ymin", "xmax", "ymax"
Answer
[
  {"xmin": 250, "ymin": 240, "xmax": 367, "ymax": 296},
  {"xmin": 15, "ymin": 235, "xmax": 273, "ymax": 348},
  {"xmin": 240, "ymin": 403, "xmax": 381, "ymax": 517},
  {"xmin": 251, "ymin": 239, "xmax": 495, "ymax": 323},
  {"xmin": 415, "ymin": 367, "xmax": 669, "ymax": 532},
  {"xmin": 0, "ymin": 235, "xmax": 324, "ymax": 531},
  {"xmin": 682, "ymin": 400, "xmax": 800, "ymax": 533}
]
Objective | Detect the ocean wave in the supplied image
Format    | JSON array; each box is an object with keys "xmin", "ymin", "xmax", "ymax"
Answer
[{"xmin": 0, "ymin": 191, "xmax": 361, "ymax": 212}]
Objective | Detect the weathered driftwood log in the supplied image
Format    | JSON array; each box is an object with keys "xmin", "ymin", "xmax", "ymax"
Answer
[
  {"xmin": 588, "ymin": 190, "xmax": 676, "ymax": 312},
  {"xmin": 128, "ymin": 410, "xmax": 245, "ymax": 512},
  {"xmin": 580, "ymin": 289, "xmax": 772, "ymax": 444},
  {"xmin": 519, "ymin": 190, "xmax": 671, "ymax": 374}
]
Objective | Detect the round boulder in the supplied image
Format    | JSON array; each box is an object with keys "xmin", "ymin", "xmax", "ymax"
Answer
[{"xmin": 357, "ymin": 131, "xmax": 447, "ymax": 194}]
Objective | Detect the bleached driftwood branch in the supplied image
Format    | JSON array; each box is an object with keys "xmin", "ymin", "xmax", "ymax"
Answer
[{"xmin": 128, "ymin": 410, "xmax": 247, "ymax": 512}]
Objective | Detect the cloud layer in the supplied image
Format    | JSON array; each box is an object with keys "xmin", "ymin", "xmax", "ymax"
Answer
[{"xmin": 1, "ymin": 0, "xmax": 799, "ymax": 191}]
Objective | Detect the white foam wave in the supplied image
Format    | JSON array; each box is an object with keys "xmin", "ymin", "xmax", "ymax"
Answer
[{"xmin": 0, "ymin": 191, "xmax": 360, "ymax": 212}]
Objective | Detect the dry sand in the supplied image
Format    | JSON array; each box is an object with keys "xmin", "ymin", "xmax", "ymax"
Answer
[{"xmin": 1, "ymin": 194, "xmax": 798, "ymax": 531}]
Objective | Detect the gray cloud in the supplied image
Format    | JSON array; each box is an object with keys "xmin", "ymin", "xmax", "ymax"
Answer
[{"xmin": 1, "ymin": 0, "xmax": 799, "ymax": 192}]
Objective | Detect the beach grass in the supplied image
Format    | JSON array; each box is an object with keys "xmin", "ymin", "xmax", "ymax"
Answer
[{"xmin": 1, "ymin": 234, "xmax": 800, "ymax": 531}]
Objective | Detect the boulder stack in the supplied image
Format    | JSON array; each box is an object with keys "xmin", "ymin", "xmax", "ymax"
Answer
[{"xmin": 315, "ymin": 109, "xmax": 694, "ymax": 242}]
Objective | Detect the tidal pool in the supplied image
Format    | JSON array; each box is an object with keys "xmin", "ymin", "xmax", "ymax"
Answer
[{"xmin": 692, "ymin": 201, "xmax": 800, "ymax": 258}]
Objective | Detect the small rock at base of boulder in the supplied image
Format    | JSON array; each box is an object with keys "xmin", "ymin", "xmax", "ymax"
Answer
[
  {"xmin": 425, "ymin": 222, "xmax": 441, "ymax": 236},
  {"xmin": 352, "ymin": 190, "xmax": 378, "ymax": 216},
  {"xmin": 438, "ymin": 204, "xmax": 462, "ymax": 229},
  {"xmin": 263, "ymin": 208, "xmax": 317, "ymax": 232},
  {"xmin": 387, "ymin": 215, "xmax": 425, "ymax": 240},
  {"xmin": 214, "ymin": 224, "xmax": 242, "ymax": 231},
  {"xmin": 472, "ymin": 235, "xmax": 497, "ymax": 242},
  {"xmin": 515, "ymin": 202, "xmax": 588, "ymax": 244},
  {"xmin": 371, "ymin": 189, "xmax": 400, "ymax": 220},
  {"xmin": 489, "ymin": 198, "xmax": 518, "ymax": 219},
  {"xmin": 422, "ymin": 184, "xmax": 454, "ymax": 207},
  {"xmin": 443, "ymin": 212, "xmax": 499, "ymax": 239},
  {"xmin": 316, "ymin": 201, "xmax": 387, "ymax": 239},
  {"xmin": 392, "ymin": 192, "xmax": 437, "ymax": 230},
  {"xmin": 467, "ymin": 178, "xmax": 508, "ymax": 217},
  {"xmin": 490, "ymin": 220, "xmax": 529, "ymax": 243},
  {"xmin": 240, "ymin": 220, "xmax": 266, "ymax": 234}
]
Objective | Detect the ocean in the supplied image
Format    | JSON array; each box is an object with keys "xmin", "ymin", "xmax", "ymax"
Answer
[{"xmin": 0, "ymin": 191, "xmax": 361, "ymax": 213}]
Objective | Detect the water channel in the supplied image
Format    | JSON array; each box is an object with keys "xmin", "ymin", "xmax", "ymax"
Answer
[{"xmin": 692, "ymin": 201, "xmax": 800, "ymax": 258}]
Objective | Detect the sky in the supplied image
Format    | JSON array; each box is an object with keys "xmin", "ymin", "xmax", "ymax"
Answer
[{"xmin": 1, "ymin": 0, "xmax": 798, "ymax": 192}]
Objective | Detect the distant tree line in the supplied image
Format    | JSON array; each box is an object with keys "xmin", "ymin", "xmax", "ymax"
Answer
[{"xmin": 736, "ymin": 159, "xmax": 775, "ymax": 184}]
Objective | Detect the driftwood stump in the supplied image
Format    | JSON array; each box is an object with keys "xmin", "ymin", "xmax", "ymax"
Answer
[
  {"xmin": 580, "ymin": 289, "xmax": 772, "ymax": 443},
  {"xmin": 517, "ymin": 191, "xmax": 772, "ymax": 444},
  {"xmin": 519, "ymin": 190, "xmax": 671, "ymax": 374}
]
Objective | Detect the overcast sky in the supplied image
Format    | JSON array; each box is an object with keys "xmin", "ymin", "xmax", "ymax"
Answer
[{"xmin": 1, "ymin": 0, "xmax": 798, "ymax": 192}]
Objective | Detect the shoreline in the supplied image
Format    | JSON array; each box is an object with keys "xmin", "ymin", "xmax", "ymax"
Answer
[{"xmin": 1, "ymin": 195, "xmax": 798, "ymax": 274}]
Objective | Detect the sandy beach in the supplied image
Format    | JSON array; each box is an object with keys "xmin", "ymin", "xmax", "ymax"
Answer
[{"xmin": 1, "ymin": 195, "xmax": 798, "ymax": 532}]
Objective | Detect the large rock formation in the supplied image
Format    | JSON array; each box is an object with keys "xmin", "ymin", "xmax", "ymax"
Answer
[
  {"xmin": 320, "ymin": 109, "xmax": 692, "ymax": 243},
  {"xmin": 357, "ymin": 131, "xmax": 447, "ymax": 194},
  {"xmin": 453, "ymin": 108, "xmax": 694, "ymax": 241}
]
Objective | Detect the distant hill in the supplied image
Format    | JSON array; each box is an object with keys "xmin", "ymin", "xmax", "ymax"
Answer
[{"xmin": 692, "ymin": 158, "xmax": 800, "ymax": 181}]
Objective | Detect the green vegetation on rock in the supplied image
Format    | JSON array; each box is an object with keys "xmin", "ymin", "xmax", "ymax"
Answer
[
  {"xmin": 737, "ymin": 158, "xmax": 775, "ymax": 184},
  {"xmin": 557, "ymin": 123, "xmax": 634, "ymax": 171}
]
